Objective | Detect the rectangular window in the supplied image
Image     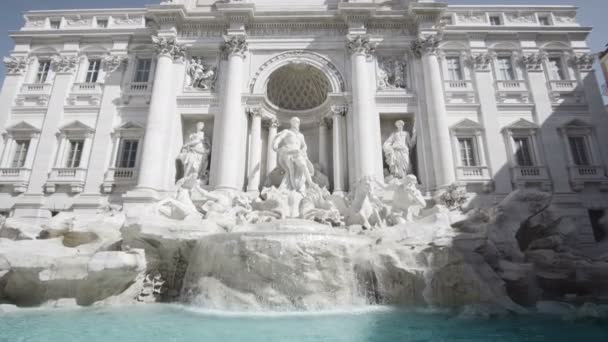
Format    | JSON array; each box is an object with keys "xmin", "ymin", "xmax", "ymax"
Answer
[
  {"xmin": 489, "ymin": 15, "xmax": 502, "ymax": 26},
  {"xmin": 50, "ymin": 20, "xmax": 61, "ymax": 29},
  {"xmin": 458, "ymin": 137, "xmax": 477, "ymax": 167},
  {"xmin": 97, "ymin": 19, "xmax": 108, "ymax": 28},
  {"xmin": 65, "ymin": 140, "xmax": 84, "ymax": 168},
  {"xmin": 134, "ymin": 59, "xmax": 152, "ymax": 83},
  {"xmin": 85, "ymin": 59, "xmax": 101, "ymax": 83},
  {"xmin": 10, "ymin": 140, "xmax": 30, "ymax": 168},
  {"xmin": 539, "ymin": 16, "xmax": 551, "ymax": 26},
  {"xmin": 568, "ymin": 136, "xmax": 590, "ymax": 166},
  {"xmin": 117, "ymin": 140, "xmax": 139, "ymax": 168},
  {"xmin": 548, "ymin": 57, "xmax": 566, "ymax": 80},
  {"xmin": 446, "ymin": 57, "xmax": 463, "ymax": 81},
  {"xmin": 497, "ymin": 57, "xmax": 515, "ymax": 81},
  {"xmin": 36, "ymin": 61, "xmax": 51, "ymax": 84},
  {"xmin": 513, "ymin": 137, "xmax": 534, "ymax": 166}
]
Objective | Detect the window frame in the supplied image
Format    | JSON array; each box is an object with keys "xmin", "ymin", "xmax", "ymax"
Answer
[
  {"xmin": 559, "ymin": 120, "xmax": 601, "ymax": 168},
  {"xmin": 457, "ymin": 137, "xmax": 478, "ymax": 167},
  {"xmin": 567, "ymin": 135, "xmax": 591, "ymax": 166},
  {"xmin": 116, "ymin": 139, "xmax": 139, "ymax": 169},
  {"xmin": 65, "ymin": 139, "xmax": 85, "ymax": 168},
  {"xmin": 10, "ymin": 140, "xmax": 30, "ymax": 168},
  {"xmin": 512, "ymin": 136, "xmax": 535, "ymax": 167},
  {"xmin": 133, "ymin": 58, "xmax": 152, "ymax": 83},
  {"xmin": 496, "ymin": 55, "xmax": 516, "ymax": 81},
  {"xmin": 96, "ymin": 18, "xmax": 109, "ymax": 28},
  {"xmin": 489, "ymin": 14, "xmax": 503, "ymax": 26},
  {"xmin": 445, "ymin": 56, "xmax": 464, "ymax": 81},
  {"xmin": 49, "ymin": 19, "xmax": 61, "ymax": 29},
  {"xmin": 36, "ymin": 60, "xmax": 51, "ymax": 84},
  {"xmin": 547, "ymin": 56, "xmax": 567, "ymax": 81},
  {"xmin": 85, "ymin": 59, "xmax": 102, "ymax": 83}
]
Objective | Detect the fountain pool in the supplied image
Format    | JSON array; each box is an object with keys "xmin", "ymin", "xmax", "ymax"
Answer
[{"xmin": 1, "ymin": 305, "xmax": 606, "ymax": 342}]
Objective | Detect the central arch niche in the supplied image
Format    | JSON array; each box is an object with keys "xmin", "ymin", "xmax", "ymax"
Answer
[{"xmin": 266, "ymin": 64, "xmax": 330, "ymax": 111}]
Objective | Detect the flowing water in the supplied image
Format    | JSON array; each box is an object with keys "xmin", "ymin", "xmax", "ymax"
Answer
[{"xmin": 1, "ymin": 304, "xmax": 607, "ymax": 342}]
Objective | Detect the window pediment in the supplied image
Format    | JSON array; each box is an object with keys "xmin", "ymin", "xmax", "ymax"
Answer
[
  {"xmin": 58, "ymin": 120, "xmax": 95, "ymax": 137},
  {"xmin": 503, "ymin": 118, "xmax": 538, "ymax": 132},
  {"xmin": 450, "ymin": 119, "xmax": 483, "ymax": 134},
  {"xmin": 4, "ymin": 121, "xmax": 41, "ymax": 139}
]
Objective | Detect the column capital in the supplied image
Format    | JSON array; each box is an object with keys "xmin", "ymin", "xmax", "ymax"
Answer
[
  {"xmin": 151, "ymin": 35, "xmax": 185, "ymax": 61},
  {"xmin": 3, "ymin": 55, "xmax": 29, "ymax": 75},
  {"xmin": 330, "ymin": 105, "xmax": 347, "ymax": 117},
  {"xmin": 519, "ymin": 52, "xmax": 547, "ymax": 73},
  {"xmin": 103, "ymin": 55, "xmax": 128, "ymax": 73},
  {"xmin": 51, "ymin": 55, "xmax": 79, "ymax": 74},
  {"xmin": 263, "ymin": 118, "xmax": 279, "ymax": 129},
  {"xmin": 246, "ymin": 106, "xmax": 262, "ymax": 118},
  {"xmin": 568, "ymin": 53, "xmax": 595, "ymax": 72},
  {"xmin": 412, "ymin": 34, "xmax": 442, "ymax": 58},
  {"xmin": 221, "ymin": 35, "xmax": 248, "ymax": 59},
  {"xmin": 466, "ymin": 51, "xmax": 495, "ymax": 73},
  {"xmin": 316, "ymin": 117, "xmax": 331, "ymax": 129},
  {"xmin": 346, "ymin": 35, "xmax": 376, "ymax": 57}
]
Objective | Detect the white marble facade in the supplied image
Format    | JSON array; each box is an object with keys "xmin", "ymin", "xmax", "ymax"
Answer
[{"xmin": 0, "ymin": 0, "xmax": 607, "ymax": 243}]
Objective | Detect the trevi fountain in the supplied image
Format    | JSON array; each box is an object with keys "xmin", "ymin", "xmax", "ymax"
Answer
[{"xmin": 1, "ymin": 0, "xmax": 608, "ymax": 341}]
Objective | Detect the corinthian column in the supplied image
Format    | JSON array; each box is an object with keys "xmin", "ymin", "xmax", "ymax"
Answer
[
  {"xmin": 265, "ymin": 118, "xmax": 278, "ymax": 177},
  {"xmin": 211, "ymin": 36, "xmax": 248, "ymax": 191},
  {"xmin": 331, "ymin": 106, "xmax": 348, "ymax": 194},
  {"xmin": 135, "ymin": 36, "xmax": 184, "ymax": 196},
  {"xmin": 317, "ymin": 117, "xmax": 330, "ymax": 175},
  {"xmin": 346, "ymin": 35, "xmax": 384, "ymax": 183},
  {"xmin": 247, "ymin": 107, "xmax": 262, "ymax": 193},
  {"xmin": 413, "ymin": 35, "xmax": 456, "ymax": 188}
]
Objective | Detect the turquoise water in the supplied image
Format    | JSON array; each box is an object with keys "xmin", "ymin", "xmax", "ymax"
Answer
[{"xmin": 1, "ymin": 305, "xmax": 607, "ymax": 342}]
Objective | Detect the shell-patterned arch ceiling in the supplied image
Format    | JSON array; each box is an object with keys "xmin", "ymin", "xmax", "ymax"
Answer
[{"xmin": 266, "ymin": 64, "xmax": 330, "ymax": 111}]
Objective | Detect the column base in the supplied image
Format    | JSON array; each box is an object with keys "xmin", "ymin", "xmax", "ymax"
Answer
[
  {"xmin": 12, "ymin": 194, "xmax": 51, "ymax": 223},
  {"xmin": 72, "ymin": 194, "xmax": 107, "ymax": 216},
  {"xmin": 123, "ymin": 188, "xmax": 161, "ymax": 203}
]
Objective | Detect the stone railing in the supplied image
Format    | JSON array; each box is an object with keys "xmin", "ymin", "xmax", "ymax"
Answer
[
  {"xmin": 548, "ymin": 80, "xmax": 577, "ymax": 93},
  {"xmin": 456, "ymin": 166, "xmax": 490, "ymax": 180},
  {"xmin": 495, "ymin": 80, "xmax": 527, "ymax": 92},
  {"xmin": 444, "ymin": 80, "xmax": 474, "ymax": 92},
  {"xmin": 568, "ymin": 165, "xmax": 608, "ymax": 191},
  {"xmin": 127, "ymin": 82, "xmax": 151, "ymax": 93},
  {"xmin": 569, "ymin": 165, "xmax": 605, "ymax": 180},
  {"xmin": 20, "ymin": 83, "xmax": 52, "ymax": 95},
  {"xmin": 72, "ymin": 82, "xmax": 103, "ymax": 94},
  {"xmin": 102, "ymin": 167, "xmax": 138, "ymax": 193},
  {"xmin": 0, "ymin": 168, "xmax": 31, "ymax": 193},
  {"xmin": 45, "ymin": 168, "xmax": 87, "ymax": 193}
]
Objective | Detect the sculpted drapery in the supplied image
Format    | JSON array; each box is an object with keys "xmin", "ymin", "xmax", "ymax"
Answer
[{"xmin": 383, "ymin": 120, "xmax": 416, "ymax": 179}]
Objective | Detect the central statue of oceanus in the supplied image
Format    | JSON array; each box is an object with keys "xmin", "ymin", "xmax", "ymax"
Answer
[{"xmin": 272, "ymin": 117, "xmax": 315, "ymax": 193}]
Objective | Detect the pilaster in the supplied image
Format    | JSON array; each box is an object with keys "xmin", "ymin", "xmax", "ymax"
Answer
[
  {"xmin": 78, "ymin": 48, "xmax": 128, "ymax": 208},
  {"xmin": 247, "ymin": 107, "xmax": 262, "ymax": 193},
  {"xmin": 16, "ymin": 53, "xmax": 78, "ymax": 217},
  {"xmin": 0, "ymin": 55, "xmax": 28, "ymax": 162},
  {"xmin": 468, "ymin": 49, "xmax": 513, "ymax": 194}
]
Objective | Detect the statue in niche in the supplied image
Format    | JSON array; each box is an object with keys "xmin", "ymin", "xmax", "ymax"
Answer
[
  {"xmin": 176, "ymin": 122, "xmax": 211, "ymax": 184},
  {"xmin": 377, "ymin": 58, "xmax": 407, "ymax": 90},
  {"xmin": 186, "ymin": 58, "xmax": 216, "ymax": 90},
  {"xmin": 272, "ymin": 117, "xmax": 315, "ymax": 194},
  {"xmin": 383, "ymin": 119, "xmax": 416, "ymax": 179}
]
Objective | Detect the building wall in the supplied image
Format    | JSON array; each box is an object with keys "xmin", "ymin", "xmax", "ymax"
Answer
[{"xmin": 0, "ymin": 2, "xmax": 606, "ymax": 243}]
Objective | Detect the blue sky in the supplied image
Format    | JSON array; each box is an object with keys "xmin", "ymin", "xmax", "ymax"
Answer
[{"xmin": 1, "ymin": 0, "xmax": 607, "ymax": 85}]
